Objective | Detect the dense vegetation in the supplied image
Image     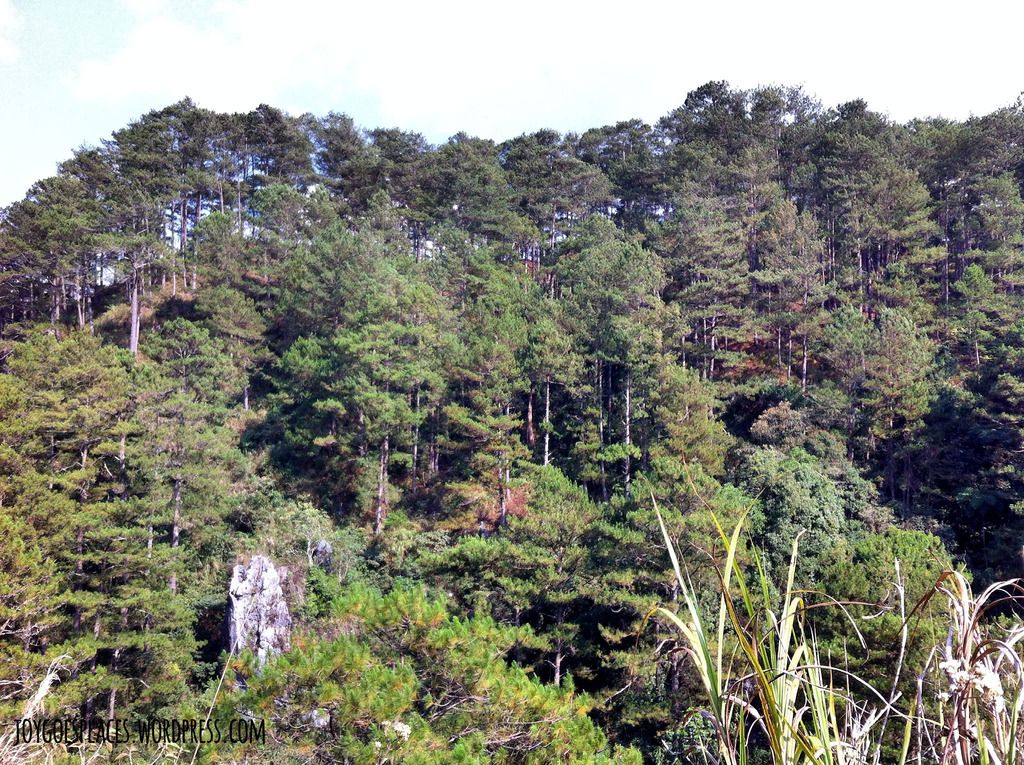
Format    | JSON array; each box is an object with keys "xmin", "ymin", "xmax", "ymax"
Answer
[{"xmin": 1, "ymin": 82, "xmax": 1023, "ymax": 763}]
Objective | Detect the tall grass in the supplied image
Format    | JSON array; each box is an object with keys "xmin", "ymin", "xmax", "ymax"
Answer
[
  {"xmin": 653, "ymin": 497, "xmax": 1024, "ymax": 765},
  {"xmin": 0, "ymin": 654, "xmax": 187, "ymax": 764},
  {"xmin": 0, "ymin": 655, "xmax": 66, "ymax": 765}
]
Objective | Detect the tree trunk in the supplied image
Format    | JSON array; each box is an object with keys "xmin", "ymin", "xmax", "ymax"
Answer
[
  {"xmin": 429, "ymin": 404, "xmax": 440, "ymax": 477},
  {"xmin": 86, "ymin": 275, "xmax": 94, "ymax": 334},
  {"xmin": 50, "ymin": 274, "xmax": 60, "ymax": 326},
  {"xmin": 801, "ymin": 333, "xmax": 809, "ymax": 393},
  {"xmin": 107, "ymin": 676, "xmax": 118, "ymax": 722},
  {"xmin": 76, "ymin": 269, "xmax": 85, "ymax": 328},
  {"xmin": 543, "ymin": 375, "xmax": 551, "ymax": 467},
  {"xmin": 73, "ymin": 526, "xmax": 84, "ymax": 633},
  {"xmin": 786, "ymin": 332, "xmax": 793, "ymax": 379},
  {"xmin": 180, "ymin": 196, "xmax": 188, "ymax": 294},
  {"xmin": 357, "ymin": 410, "xmax": 367, "ymax": 457},
  {"xmin": 553, "ymin": 639, "xmax": 563, "ymax": 687},
  {"xmin": 526, "ymin": 389, "xmax": 536, "ymax": 446},
  {"xmin": 108, "ymin": 606, "xmax": 127, "ymax": 721},
  {"xmin": 505, "ymin": 465, "xmax": 512, "ymax": 520},
  {"xmin": 598, "ymin": 360, "xmax": 607, "ymax": 501},
  {"xmin": 128, "ymin": 265, "xmax": 141, "ymax": 356},
  {"xmin": 72, "ymin": 445, "xmax": 91, "ymax": 633},
  {"xmin": 624, "ymin": 372, "xmax": 632, "ymax": 497},
  {"xmin": 169, "ymin": 478, "xmax": 181, "ymax": 594},
  {"xmin": 411, "ymin": 390, "xmax": 420, "ymax": 493},
  {"xmin": 498, "ymin": 459, "xmax": 507, "ymax": 528},
  {"xmin": 374, "ymin": 437, "xmax": 389, "ymax": 535},
  {"xmin": 192, "ymin": 192, "xmax": 201, "ymax": 290},
  {"xmin": 91, "ymin": 610, "xmax": 101, "ymax": 669},
  {"xmin": 943, "ymin": 249, "xmax": 950, "ymax": 304}
]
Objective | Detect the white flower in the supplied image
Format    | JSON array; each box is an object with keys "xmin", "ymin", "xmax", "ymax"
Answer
[
  {"xmin": 938, "ymin": 655, "xmax": 1006, "ymax": 712},
  {"xmin": 381, "ymin": 720, "xmax": 412, "ymax": 741},
  {"xmin": 971, "ymin": 664, "xmax": 1005, "ymax": 711},
  {"xmin": 940, "ymin": 657, "xmax": 970, "ymax": 693}
]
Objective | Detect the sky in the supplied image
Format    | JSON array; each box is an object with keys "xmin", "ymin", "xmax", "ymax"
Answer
[{"xmin": 2, "ymin": 0, "xmax": 1024, "ymax": 206}]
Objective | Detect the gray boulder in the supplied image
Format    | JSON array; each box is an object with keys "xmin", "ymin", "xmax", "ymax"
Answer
[
  {"xmin": 310, "ymin": 539, "xmax": 333, "ymax": 572},
  {"xmin": 228, "ymin": 555, "xmax": 292, "ymax": 666}
]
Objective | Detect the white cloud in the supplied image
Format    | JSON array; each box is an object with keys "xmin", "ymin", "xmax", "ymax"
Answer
[
  {"xmin": 119, "ymin": 0, "xmax": 169, "ymax": 15},
  {"xmin": 68, "ymin": 0, "xmax": 1024, "ymax": 141},
  {"xmin": 0, "ymin": 0, "xmax": 21, "ymax": 65}
]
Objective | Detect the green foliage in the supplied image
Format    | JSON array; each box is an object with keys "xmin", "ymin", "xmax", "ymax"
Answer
[
  {"xmin": 216, "ymin": 584, "xmax": 641, "ymax": 764},
  {"xmin": 424, "ymin": 467, "xmax": 601, "ymax": 684},
  {"xmin": 736, "ymin": 446, "xmax": 848, "ymax": 581},
  {"xmin": 0, "ymin": 331, "xmax": 199, "ymax": 718},
  {"xmin": 654, "ymin": 502, "xmax": 1024, "ymax": 765},
  {"xmin": 816, "ymin": 528, "xmax": 954, "ymax": 687},
  {"xmin": 3, "ymin": 82, "xmax": 1024, "ymax": 763}
]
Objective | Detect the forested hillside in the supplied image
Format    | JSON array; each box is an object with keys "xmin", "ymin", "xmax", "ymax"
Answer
[{"xmin": 1, "ymin": 82, "xmax": 1023, "ymax": 763}]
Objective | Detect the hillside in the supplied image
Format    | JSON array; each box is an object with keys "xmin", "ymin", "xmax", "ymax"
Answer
[{"xmin": 1, "ymin": 82, "xmax": 1023, "ymax": 763}]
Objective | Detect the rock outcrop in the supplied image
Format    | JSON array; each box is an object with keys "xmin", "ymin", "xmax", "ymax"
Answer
[
  {"xmin": 310, "ymin": 539, "xmax": 333, "ymax": 572},
  {"xmin": 228, "ymin": 555, "xmax": 292, "ymax": 666}
]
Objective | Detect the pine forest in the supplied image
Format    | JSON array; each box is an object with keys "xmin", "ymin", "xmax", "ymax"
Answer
[{"xmin": 2, "ymin": 83, "xmax": 1024, "ymax": 764}]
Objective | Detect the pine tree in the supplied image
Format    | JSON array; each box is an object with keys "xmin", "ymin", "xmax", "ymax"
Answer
[
  {"xmin": 0, "ymin": 331, "xmax": 198, "ymax": 718},
  {"xmin": 863, "ymin": 308, "xmax": 936, "ymax": 512}
]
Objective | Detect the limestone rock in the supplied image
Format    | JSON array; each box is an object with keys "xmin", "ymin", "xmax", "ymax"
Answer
[
  {"xmin": 310, "ymin": 539, "xmax": 333, "ymax": 572},
  {"xmin": 228, "ymin": 555, "xmax": 292, "ymax": 666}
]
